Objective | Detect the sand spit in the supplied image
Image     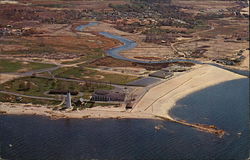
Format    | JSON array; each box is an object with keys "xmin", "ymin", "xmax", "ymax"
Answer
[{"xmin": 156, "ymin": 116, "xmax": 226, "ymax": 137}]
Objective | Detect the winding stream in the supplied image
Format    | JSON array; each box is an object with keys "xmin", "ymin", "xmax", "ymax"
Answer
[{"xmin": 76, "ymin": 22, "xmax": 249, "ymax": 77}]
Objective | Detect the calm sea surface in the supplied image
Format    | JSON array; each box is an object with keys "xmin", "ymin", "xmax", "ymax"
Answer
[{"xmin": 0, "ymin": 78, "xmax": 249, "ymax": 160}]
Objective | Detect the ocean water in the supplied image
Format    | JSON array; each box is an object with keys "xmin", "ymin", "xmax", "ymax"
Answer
[
  {"xmin": 0, "ymin": 115, "xmax": 249, "ymax": 160},
  {"xmin": 169, "ymin": 78, "xmax": 249, "ymax": 132}
]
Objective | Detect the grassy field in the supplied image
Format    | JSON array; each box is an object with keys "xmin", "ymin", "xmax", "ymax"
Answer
[
  {"xmin": 52, "ymin": 67, "xmax": 139, "ymax": 85},
  {"xmin": 0, "ymin": 77, "xmax": 113, "ymax": 98},
  {"xmin": 61, "ymin": 48, "xmax": 105, "ymax": 64},
  {"xmin": 0, "ymin": 93, "xmax": 61, "ymax": 105},
  {"xmin": 0, "ymin": 59, "xmax": 56, "ymax": 73}
]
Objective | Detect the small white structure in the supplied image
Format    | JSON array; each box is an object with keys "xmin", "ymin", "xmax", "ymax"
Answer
[{"xmin": 66, "ymin": 91, "xmax": 72, "ymax": 108}]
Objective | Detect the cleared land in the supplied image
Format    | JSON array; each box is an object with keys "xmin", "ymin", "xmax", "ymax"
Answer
[
  {"xmin": 0, "ymin": 59, "xmax": 56, "ymax": 73},
  {"xmin": 0, "ymin": 74, "xmax": 19, "ymax": 84},
  {"xmin": 52, "ymin": 66, "xmax": 139, "ymax": 85}
]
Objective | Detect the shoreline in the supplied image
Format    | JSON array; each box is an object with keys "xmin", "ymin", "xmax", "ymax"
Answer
[
  {"xmin": 0, "ymin": 65, "xmax": 247, "ymax": 137},
  {"xmin": 133, "ymin": 64, "xmax": 246, "ymax": 122},
  {"xmin": 0, "ymin": 101, "xmax": 227, "ymax": 137},
  {"xmin": 0, "ymin": 102, "xmax": 158, "ymax": 120}
]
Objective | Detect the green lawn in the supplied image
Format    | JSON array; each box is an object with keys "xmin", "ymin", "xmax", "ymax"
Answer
[
  {"xmin": 52, "ymin": 67, "xmax": 139, "ymax": 85},
  {"xmin": 0, "ymin": 59, "xmax": 56, "ymax": 73},
  {"xmin": 0, "ymin": 77, "xmax": 113, "ymax": 98}
]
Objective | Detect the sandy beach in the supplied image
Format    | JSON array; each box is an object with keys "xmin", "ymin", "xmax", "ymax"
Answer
[
  {"xmin": 0, "ymin": 102, "xmax": 156, "ymax": 120},
  {"xmin": 132, "ymin": 64, "xmax": 246, "ymax": 120}
]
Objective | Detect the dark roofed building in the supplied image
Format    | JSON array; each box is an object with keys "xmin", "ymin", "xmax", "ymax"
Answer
[
  {"xmin": 162, "ymin": 66, "xmax": 188, "ymax": 72},
  {"xmin": 91, "ymin": 90, "xmax": 125, "ymax": 102},
  {"xmin": 149, "ymin": 70, "xmax": 173, "ymax": 79}
]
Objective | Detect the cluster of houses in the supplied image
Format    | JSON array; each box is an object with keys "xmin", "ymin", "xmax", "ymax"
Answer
[
  {"xmin": 0, "ymin": 25, "xmax": 33, "ymax": 36},
  {"xmin": 213, "ymin": 49, "xmax": 247, "ymax": 66}
]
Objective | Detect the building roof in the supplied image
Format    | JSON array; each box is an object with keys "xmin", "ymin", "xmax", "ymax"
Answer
[
  {"xmin": 92, "ymin": 90, "xmax": 125, "ymax": 101},
  {"xmin": 149, "ymin": 70, "xmax": 173, "ymax": 79}
]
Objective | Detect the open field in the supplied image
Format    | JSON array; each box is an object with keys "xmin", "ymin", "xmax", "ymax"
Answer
[
  {"xmin": 0, "ymin": 74, "xmax": 20, "ymax": 84},
  {"xmin": 0, "ymin": 93, "xmax": 60, "ymax": 105},
  {"xmin": 0, "ymin": 59, "xmax": 56, "ymax": 73},
  {"xmin": 19, "ymin": 0, "xmax": 128, "ymax": 10},
  {"xmin": 0, "ymin": 26, "xmax": 121, "ymax": 64},
  {"xmin": 175, "ymin": 36, "xmax": 249, "ymax": 59},
  {"xmin": 52, "ymin": 66, "xmax": 140, "ymax": 85},
  {"xmin": 172, "ymin": 0, "xmax": 238, "ymax": 15}
]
